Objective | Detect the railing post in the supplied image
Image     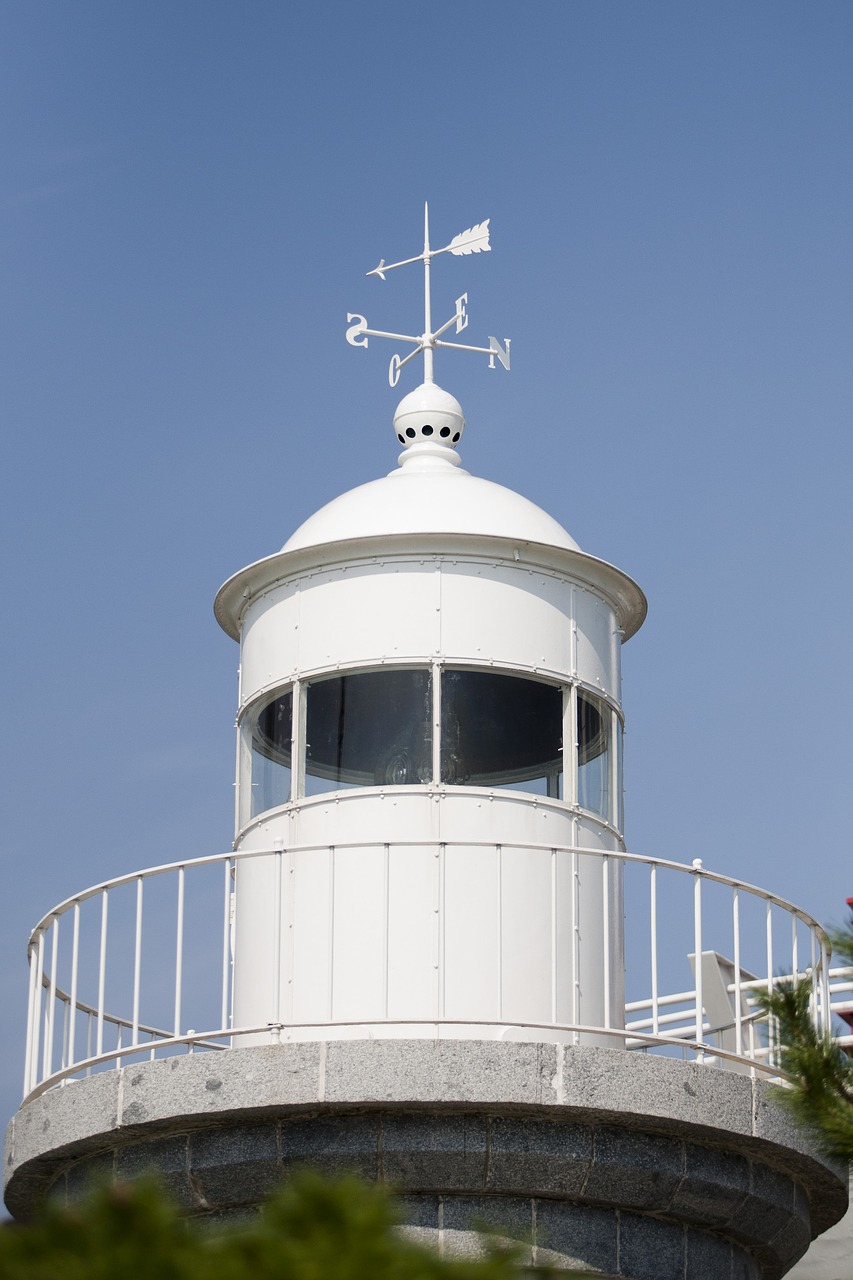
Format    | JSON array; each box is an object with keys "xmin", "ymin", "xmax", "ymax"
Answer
[
  {"xmin": 68, "ymin": 902, "xmax": 80, "ymax": 1074},
  {"xmin": 221, "ymin": 857, "xmax": 232, "ymax": 1035},
  {"xmin": 132, "ymin": 877, "xmax": 143, "ymax": 1048},
  {"xmin": 23, "ymin": 936, "xmax": 40, "ymax": 1097},
  {"xmin": 732, "ymin": 887, "xmax": 743, "ymax": 1058},
  {"xmin": 602, "ymin": 854, "xmax": 611, "ymax": 1030},
  {"xmin": 765, "ymin": 899, "xmax": 775, "ymax": 1069},
  {"xmin": 45, "ymin": 916, "xmax": 59, "ymax": 1079},
  {"xmin": 96, "ymin": 891, "xmax": 109, "ymax": 1058},
  {"xmin": 650, "ymin": 864, "xmax": 659, "ymax": 1037},
  {"xmin": 173, "ymin": 867, "xmax": 185, "ymax": 1039},
  {"xmin": 571, "ymin": 847, "xmax": 580, "ymax": 1044},
  {"xmin": 692, "ymin": 860, "xmax": 704, "ymax": 1055}
]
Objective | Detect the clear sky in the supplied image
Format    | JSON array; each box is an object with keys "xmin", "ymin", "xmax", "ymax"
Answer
[{"xmin": 2, "ymin": 2, "xmax": 852, "ymax": 1132}]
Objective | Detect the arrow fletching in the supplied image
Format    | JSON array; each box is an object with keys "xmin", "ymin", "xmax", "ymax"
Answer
[
  {"xmin": 367, "ymin": 259, "xmax": 387, "ymax": 280},
  {"xmin": 448, "ymin": 220, "xmax": 491, "ymax": 256}
]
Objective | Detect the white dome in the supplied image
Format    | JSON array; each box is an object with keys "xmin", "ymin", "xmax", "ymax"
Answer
[{"xmin": 282, "ymin": 445, "xmax": 581, "ymax": 554}]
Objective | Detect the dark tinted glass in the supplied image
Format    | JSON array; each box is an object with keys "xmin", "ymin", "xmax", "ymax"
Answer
[
  {"xmin": 440, "ymin": 670, "xmax": 562, "ymax": 793},
  {"xmin": 250, "ymin": 689, "xmax": 293, "ymax": 817},
  {"xmin": 305, "ymin": 669, "xmax": 432, "ymax": 791}
]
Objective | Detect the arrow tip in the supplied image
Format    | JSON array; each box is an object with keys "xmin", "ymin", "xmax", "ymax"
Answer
[{"xmin": 366, "ymin": 260, "xmax": 387, "ymax": 280}]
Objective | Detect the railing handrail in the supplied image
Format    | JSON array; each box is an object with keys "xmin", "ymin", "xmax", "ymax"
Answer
[{"xmin": 26, "ymin": 841, "xmax": 830, "ymax": 952}]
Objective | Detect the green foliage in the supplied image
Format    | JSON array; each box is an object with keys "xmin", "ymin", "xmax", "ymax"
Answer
[
  {"xmin": 755, "ymin": 916, "xmax": 853, "ymax": 1161},
  {"xmin": 0, "ymin": 1171, "xmax": 596, "ymax": 1279}
]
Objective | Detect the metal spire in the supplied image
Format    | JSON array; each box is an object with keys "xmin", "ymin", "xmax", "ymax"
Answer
[{"xmin": 345, "ymin": 203, "xmax": 511, "ymax": 389}]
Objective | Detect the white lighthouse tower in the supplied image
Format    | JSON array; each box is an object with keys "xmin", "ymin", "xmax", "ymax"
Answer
[
  {"xmin": 5, "ymin": 209, "xmax": 848, "ymax": 1279},
  {"xmin": 217, "ymin": 207, "xmax": 645, "ymax": 1049}
]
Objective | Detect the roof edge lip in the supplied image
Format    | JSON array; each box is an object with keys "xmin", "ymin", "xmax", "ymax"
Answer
[{"xmin": 214, "ymin": 532, "xmax": 647, "ymax": 644}]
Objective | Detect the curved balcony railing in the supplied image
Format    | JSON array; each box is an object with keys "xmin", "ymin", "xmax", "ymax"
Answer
[{"xmin": 21, "ymin": 843, "xmax": 841, "ymax": 1104}]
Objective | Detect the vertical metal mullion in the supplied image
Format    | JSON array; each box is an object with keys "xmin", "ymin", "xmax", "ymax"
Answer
[
  {"xmin": 432, "ymin": 662, "xmax": 442, "ymax": 786},
  {"xmin": 567, "ymin": 684, "xmax": 579, "ymax": 808},
  {"xmin": 221, "ymin": 858, "xmax": 232, "ymax": 1034},
  {"xmin": 132, "ymin": 878, "xmax": 143, "ymax": 1047},
  {"xmin": 294, "ymin": 679, "xmax": 306, "ymax": 800},
  {"xmin": 96, "ymin": 891, "xmax": 109, "ymax": 1058},
  {"xmin": 174, "ymin": 868, "xmax": 185, "ymax": 1039}
]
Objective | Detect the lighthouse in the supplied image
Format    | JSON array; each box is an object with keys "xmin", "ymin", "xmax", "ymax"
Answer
[{"xmin": 4, "ymin": 210, "xmax": 848, "ymax": 1278}]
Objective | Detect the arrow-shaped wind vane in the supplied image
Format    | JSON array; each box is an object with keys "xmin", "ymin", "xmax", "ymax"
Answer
[
  {"xmin": 347, "ymin": 205, "xmax": 509, "ymax": 388},
  {"xmin": 366, "ymin": 219, "xmax": 491, "ymax": 280}
]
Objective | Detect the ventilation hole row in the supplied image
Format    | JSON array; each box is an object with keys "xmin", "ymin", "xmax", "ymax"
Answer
[{"xmin": 397, "ymin": 425, "xmax": 461, "ymax": 445}]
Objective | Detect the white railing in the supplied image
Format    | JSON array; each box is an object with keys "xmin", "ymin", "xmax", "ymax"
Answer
[{"xmin": 21, "ymin": 843, "xmax": 843, "ymax": 1103}]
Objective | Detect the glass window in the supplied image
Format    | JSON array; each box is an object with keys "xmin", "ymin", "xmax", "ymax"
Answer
[
  {"xmin": 440, "ymin": 670, "xmax": 562, "ymax": 797},
  {"xmin": 248, "ymin": 688, "xmax": 293, "ymax": 819},
  {"xmin": 578, "ymin": 692, "xmax": 611, "ymax": 820},
  {"xmin": 616, "ymin": 716, "xmax": 624, "ymax": 832},
  {"xmin": 305, "ymin": 669, "xmax": 432, "ymax": 795}
]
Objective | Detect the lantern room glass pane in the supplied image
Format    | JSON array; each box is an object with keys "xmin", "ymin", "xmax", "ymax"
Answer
[
  {"xmin": 305, "ymin": 669, "xmax": 433, "ymax": 795},
  {"xmin": 440, "ymin": 669, "xmax": 562, "ymax": 796},
  {"xmin": 577, "ymin": 691, "xmax": 611, "ymax": 820},
  {"xmin": 249, "ymin": 688, "xmax": 293, "ymax": 818}
]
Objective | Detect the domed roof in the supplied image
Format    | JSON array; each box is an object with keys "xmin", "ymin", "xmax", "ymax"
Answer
[{"xmin": 282, "ymin": 444, "xmax": 581, "ymax": 555}]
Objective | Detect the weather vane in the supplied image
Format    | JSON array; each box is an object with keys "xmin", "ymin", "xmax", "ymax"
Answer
[{"xmin": 345, "ymin": 204, "xmax": 511, "ymax": 388}]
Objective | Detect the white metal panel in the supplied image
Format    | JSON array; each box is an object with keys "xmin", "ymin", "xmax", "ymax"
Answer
[
  {"xmin": 442, "ymin": 845, "xmax": 500, "ymax": 1022},
  {"xmin": 297, "ymin": 563, "xmax": 438, "ymax": 671},
  {"xmin": 291, "ymin": 791, "xmax": 440, "ymax": 849},
  {"xmin": 231, "ymin": 855, "xmax": 278, "ymax": 1030},
  {"xmin": 290, "ymin": 847, "xmax": 333, "ymax": 1025},
  {"xmin": 575, "ymin": 588, "xmax": 617, "ymax": 695},
  {"xmin": 330, "ymin": 845, "xmax": 387, "ymax": 1022},
  {"xmin": 439, "ymin": 562, "xmax": 572, "ymax": 674},
  {"xmin": 387, "ymin": 845, "xmax": 439, "ymax": 1019},
  {"xmin": 438, "ymin": 789, "xmax": 575, "ymax": 849},
  {"xmin": 554, "ymin": 848, "xmax": 575, "ymax": 1025},
  {"xmin": 240, "ymin": 584, "xmax": 300, "ymax": 705},
  {"xmin": 499, "ymin": 846, "xmax": 553, "ymax": 1025}
]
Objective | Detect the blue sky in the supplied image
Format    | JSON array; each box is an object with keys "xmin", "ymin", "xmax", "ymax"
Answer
[{"xmin": 2, "ymin": 2, "xmax": 852, "ymax": 1131}]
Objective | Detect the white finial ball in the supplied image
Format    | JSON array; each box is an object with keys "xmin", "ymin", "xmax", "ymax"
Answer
[{"xmin": 393, "ymin": 382, "xmax": 465, "ymax": 451}]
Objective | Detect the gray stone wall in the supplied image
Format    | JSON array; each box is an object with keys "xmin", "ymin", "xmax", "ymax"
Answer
[{"xmin": 5, "ymin": 1041, "xmax": 847, "ymax": 1280}]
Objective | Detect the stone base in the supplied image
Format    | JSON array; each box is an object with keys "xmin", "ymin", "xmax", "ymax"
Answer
[{"xmin": 5, "ymin": 1042, "xmax": 848, "ymax": 1279}]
